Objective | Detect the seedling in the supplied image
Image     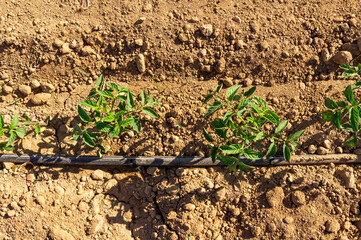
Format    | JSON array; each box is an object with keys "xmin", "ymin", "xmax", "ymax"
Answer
[
  {"xmin": 72, "ymin": 75, "xmax": 161, "ymax": 157},
  {"xmin": 203, "ymin": 84, "xmax": 305, "ymax": 171},
  {"xmin": 322, "ymin": 64, "xmax": 361, "ymax": 148},
  {"xmin": 0, "ymin": 114, "xmax": 26, "ymax": 151}
]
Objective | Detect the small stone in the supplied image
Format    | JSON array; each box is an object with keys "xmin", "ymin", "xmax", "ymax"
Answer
[
  {"xmin": 243, "ymin": 78, "xmax": 252, "ymax": 87},
  {"xmin": 199, "ymin": 48, "xmax": 207, "ymax": 57},
  {"xmin": 232, "ymin": 16, "xmax": 241, "ymax": 23},
  {"xmin": 323, "ymin": 140, "xmax": 332, "ymax": 149},
  {"xmin": 2, "ymin": 85, "xmax": 13, "ymax": 94},
  {"xmin": 53, "ymin": 39, "xmax": 64, "ymax": 48},
  {"xmin": 136, "ymin": 54, "xmax": 146, "ymax": 73},
  {"xmin": 175, "ymin": 168, "xmax": 185, "ymax": 177},
  {"xmin": 18, "ymin": 85, "xmax": 32, "ymax": 96},
  {"xmin": 134, "ymin": 39, "xmax": 143, "ymax": 46},
  {"xmin": 27, "ymin": 173, "xmax": 36, "ymax": 182},
  {"xmin": 6, "ymin": 210, "xmax": 16, "ymax": 218},
  {"xmin": 317, "ymin": 146, "xmax": 328, "ymax": 155},
  {"xmin": 78, "ymin": 202, "xmax": 88, "ymax": 212},
  {"xmin": 31, "ymin": 93, "xmax": 51, "ymax": 105},
  {"xmin": 236, "ymin": 39, "xmax": 246, "ymax": 48},
  {"xmin": 291, "ymin": 191, "xmax": 306, "ymax": 206},
  {"xmin": 30, "ymin": 79, "xmax": 41, "ymax": 89},
  {"xmin": 87, "ymin": 215, "xmax": 104, "ymax": 235},
  {"xmin": 36, "ymin": 195, "xmax": 46, "ymax": 206},
  {"xmin": 9, "ymin": 201, "xmax": 19, "ymax": 210},
  {"xmin": 214, "ymin": 187, "xmax": 226, "ymax": 201},
  {"xmin": 230, "ymin": 207, "xmax": 241, "ymax": 216},
  {"xmin": 251, "ymin": 226, "xmax": 262, "ymax": 237},
  {"xmin": 337, "ymin": 167, "xmax": 355, "ymax": 188},
  {"xmin": 146, "ymin": 167, "xmax": 158, "ymax": 176},
  {"xmin": 55, "ymin": 186, "xmax": 65, "ymax": 195},
  {"xmin": 81, "ymin": 46, "xmax": 96, "ymax": 56},
  {"xmin": 259, "ymin": 41, "xmax": 269, "ymax": 51},
  {"xmin": 222, "ymin": 77, "xmax": 233, "ymax": 87},
  {"xmin": 215, "ymin": 57, "xmax": 226, "ymax": 73},
  {"xmin": 284, "ymin": 216, "xmax": 294, "ymax": 224},
  {"xmin": 2, "ymin": 162, "xmax": 14, "ymax": 170},
  {"xmin": 321, "ymin": 48, "xmax": 330, "ymax": 62},
  {"xmin": 60, "ymin": 43, "xmax": 71, "ymax": 54},
  {"xmin": 178, "ymin": 33, "xmax": 188, "ymax": 42},
  {"xmin": 266, "ymin": 187, "xmax": 284, "ymax": 208},
  {"xmin": 183, "ymin": 203, "xmax": 196, "ymax": 211},
  {"xmin": 308, "ymin": 145, "xmax": 317, "ymax": 154},
  {"xmin": 0, "ymin": 72, "xmax": 9, "ymax": 80},
  {"xmin": 69, "ymin": 40, "xmax": 77, "ymax": 49},
  {"xmin": 91, "ymin": 170, "xmax": 104, "ymax": 180},
  {"xmin": 325, "ymin": 219, "xmax": 340, "ymax": 233},
  {"xmin": 48, "ymin": 226, "xmax": 75, "ymax": 240},
  {"xmin": 335, "ymin": 147, "xmax": 343, "ymax": 154},
  {"xmin": 41, "ymin": 83, "xmax": 55, "ymax": 93},
  {"xmin": 332, "ymin": 51, "xmax": 353, "ymax": 65},
  {"xmin": 200, "ymin": 24, "xmax": 213, "ymax": 37}
]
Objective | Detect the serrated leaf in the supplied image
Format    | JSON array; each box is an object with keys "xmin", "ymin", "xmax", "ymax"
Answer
[
  {"xmin": 243, "ymin": 86, "xmax": 256, "ymax": 97},
  {"xmin": 203, "ymin": 94, "xmax": 214, "ymax": 104},
  {"xmin": 340, "ymin": 64, "xmax": 351, "ymax": 70},
  {"xmin": 217, "ymin": 155, "xmax": 238, "ymax": 165},
  {"xmin": 95, "ymin": 122, "xmax": 114, "ymax": 133},
  {"xmin": 147, "ymin": 93, "xmax": 154, "ymax": 107},
  {"xmin": 344, "ymin": 86, "xmax": 355, "ymax": 104},
  {"xmin": 350, "ymin": 106, "xmax": 359, "ymax": 132},
  {"xmin": 237, "ymin": 98, "xmax": 251, "ymax": 110},
  {"xmin": 325, "ymin": 98, "xmax": 338, "ymax": 109},
  {"xmin": 80, "ymin": 100, "xmax": 97, "ymax": 108},
  {"xmin": 142, "ymin": 107, "xmax": 158, "ymax": 118},
  {"xmin": 83, "ymin": 131, "xmax": 96, "ymax": 148},
  {"xmin": 204, "ymin": 101, "xmax": 222, "ymax": 117},
  {"xmin": 6, "ymin": 131, "xmax": 17, "ymax": 147},
  {"xmin": 109, "ymin": 125, "xmax": 121, "ymax": 138},
  {"xmin": 226, "ymin": 85, "xmax": 241, "ymax": 101},
  {"xmin": 342, "ymin": 69, "xmax": 357, "ymax": 78},
  {"xmin": 106, "ymin": 82, "xmax": 122, "ymax": 93},
  {"xmin": 96, "ymin": 75, "xmax": 104, "ymax": 90},
  {"xmin": 219, "ymin": 144, "xmax": 243, "ymax": 154},
  {"xmin": 141, "ymin": 91, "xmax": 147, "ymax": 106},
  {"xmin": 9, "ymin": 114, "xmax": 19, "ymax": 130},
  {"xmin": 98, "ymin": 90, "xmax": 114, "ymax": 99},
  {"xmin": 255, "ymin": 132, "xmax": 266, "ymax": 141},
  {"xmin": 78, "ymin": 106, "xmax": 92, "ymax": 122},
  {"xmin": 275, "ymin": 120, "xmax": 288, "ymax": 134},
  {"xmin": 211, "ymin": 118, "xmax": 226, "ymax": 129},
  {"xmin": 287, "ymin": 130, "xmax": 305, "ymax": 142},
  {"xmin": 15, "ymin": 127, "xmax": 26, "ymax": 138},
  {"xmin": 290, "ymin": 142, "xmax": 301, "ymax": 151},
  {"xmin": 331, "ymin": 111, "xmax": 342, "ymax": 130},
  {"xmin": 131, "ymin": 118, "xmax": 141, "ymax": 133},
  {"xmin": 264, "ymin": 114, "xmax": 278, "ymax": 125},
  {"xmin": 87, "ymin": 88, "xmax": 97, "ymax": 98},
  {"xmin": 283, "ymin": 144, "xmax": 291, "ymax": 162},
  {"xmin": 322, "ymin": 110, "xmax": 334, "ymax": 121},
  {"xmin": 265, "ymin": 142, "xmax": 277, "ymax": 159},
  {"xmin": 244, "ymin": 147, "xmax": 264, "ymax": 160},
  {"xmin": 211, "ymin": 147, "xmax": 218, "ymax": 162},
  {"xmin": 343, "ymin": 136, "xmax": 357, "ymax": 148},
  {"xmin": 223, "ymin": 111, "xmax": 234, "ymax": 124},
  {"xmin": 118, "ymin": 118, "xmax": 134, "ymax": 127},
  {"xmin": 336, "ymin": 101, "xmax": 348, "ymax": 108},
  {"xmin": 127, "ymin": 91, "xmax": 135, "ymax": 110},
  {"xmin": 253, "ymin": 96, "xmax": 267, "ymax": 109},
  {"xmin": 103, "ymin": 115, "xmax": 115, "ymax": 122},
  {"xmin": 203, "ymin": 128, "xmax": 214, "ymax": 142}
]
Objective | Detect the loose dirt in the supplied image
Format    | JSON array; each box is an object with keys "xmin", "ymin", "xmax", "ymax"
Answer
[{"xmin": 1, "ymin": 0, "xmax": 361, "ymax": 239}]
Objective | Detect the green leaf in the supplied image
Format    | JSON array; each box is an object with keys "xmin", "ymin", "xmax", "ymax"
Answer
[
  {"xmin": 223, "ymin": 111, "xmax": 234, "ymax": 124},
  {"xmin": 264, "ymin": 114, "xmax": 278, "ymax": 125},
  {"xmin": 97, "ymin": 149, "xmax": 103, "ymax": 158},
  {"xmin": 342, "ymin": 69, "xmax": 357, "ymax": 78},
  {"xmin": 210, "ymin": 147, "xmax": 218, "ymax": 162},
  {"xmin": 211, "ymin": 118, "xmax": 226, "ymax": 129},
  {"xmin": 226, "ymin": 85, "xmax": 241, "ymax": 101},
  {"xmin": 283, "ymin": 144, "xmax": 291, "ymax": 162},
  {"xmin": 322, "ymin": 110, "xmax": 334, "ymax": 121},
  {"xmin": 87, "ymin": 88, "xmax": 97, "ymax": 99},
  {"xmin": 78, "ymin": 106, "xmax": 92, "ymax": 122},
  {"xmin": 147, "ymin": 93, "xmax": 154, "ymax": 107},
  {"xmin": 131, "ymin": 118, "xmax": 141, "ymax": 133},
  {"xmin": 142, "ymin": 107, "xmax": 158, "ymax": 118},
  {"xmin": 118, "ymin": 118, "xmax": 134, "ymax": 127},
  {"xmin": 203, "ymin": 128, "xmax": 214, "ymax": 142},
  {"xmin": 95, "ymin": 122, "xmax": 113, "ymax": 133},
  {"xmin": 0, "ymin": 129, "xmax": 4, "ymax": 138},
  {"xmin": 254, "ymin": 132, "xmax": 266, "ymax": 141},
  {"xmin": 331, "ymin": 111, "xmax": 342, "ymax": 130},
  {"xmin": 243, "ymin": 86, "xmax": 256, "ymax": 97},
  {"xmin": 351, "ymin": 81, "xmax": 361, "ymax": 90},
  {"xmin": 204, "ymin": 94, "xmax": 214, "ymax": 104},
  {"xmin": 96, "ymin": 74, "xmax": 104, "ymax": 90},
  {"xmin": 6, "ymin": 131, "xmax": 17, "ymax": 147},
  {"xmin": 217, "ymin": 155, "xmax": 237, "ymax": 165},
  {"xmin": 290, "ymin": 142, "xmax": 301, "ymax": 151},
  {"xmin": 98, "ymin": 90, "xmax": 114, "ymax": 99},
  {"xmin": 9, "ymin": 114, "xmax": 19, "ymax": 130},
  {"xmin": 344, "ymin": 86, "xmax": 355, "ymax": 104},
  {"xmin": 109, "ymin": 125, "xmax": 121, "ymax": 138},
  {"xmin": 265, "ymin": 142, "xmax": 277, "ymax": 159},
  {"xmin": 286, "ymin": 130, "xmax": 305, "ymax": 142},
  {"xmin": 15, "ymin": 127, "xmax": 26, "ymax": 138},
  {"xmin": 127, "ymin": 91, "xmax": 135, "ymax": 110},
  {"xmin": 253, "ymin": 96, "xmax": 267, "ymax": 109},
  {"xmin": 141, "ymin": 91, "xmax": 147, "ymax": 106},
  {"xmin": 106, "ymin": 82, "xmax": 122, "ymax": 93},
  {"xmin": 336, "ymin": 101, "xmax": 348, "ymax": 108},
  {"xmin": 204, "ymin": 101, "xmax": 222, "ymax": 117},
  {"xmin": 264, "ymin": 109, "xmax": 280, "ymax": 124},
  {"xmin": 244, "ymin": 147, "xmax": 264, "ymax": 160},
  {"xmin": 237, "ymin": 98, "xmax": 251, "ymax": 110},
  {"xmin": 325, "ymin": 98, "xmax": 338, "ymax": 109},
  {"xmin": 103, "ymin": 115, "xmax": 115, "ymax": 122},
  {"xmin": 238, "ymin": 162, "xmax": 254, "ymax": 171},
  {"xmin": 340, "ymin": 64, "xmax": 351, "ymax": 70},
  {"xmin": 80, "ymin": 100, "xmax": 97, "ymax": 108},
  {"xmin": 219, "ymin": 144, "xmax": 243, "ymax": 154},
  {"xmin": 83, "ymin": 131, "xmax": 96, "ymax": 148},
  {"xmin": 350, "ymin": 106, "xmax": 359, "ymax": 132},
  {"xmin": 215, "ymin": 84, "xmax": 223, "ymax": 93},
  {"xmin": 341, "ymin": 123, "xmax": 354, "ymax": 132},
  {"xmin": 0, "ymin": 115, "xmax": 3, "ymax": 129},
  {"xmin": 343, "ymin": 136, "xmax": 357, "ymax": 148},
  {"xmin": 275, "ymin": 120, "xmax": 288, "ymax": 134}
]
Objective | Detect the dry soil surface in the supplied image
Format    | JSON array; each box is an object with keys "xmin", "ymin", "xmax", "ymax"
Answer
[{"xmin": 1, "ymin": 0, "xmax": 361, "ymax": 239}]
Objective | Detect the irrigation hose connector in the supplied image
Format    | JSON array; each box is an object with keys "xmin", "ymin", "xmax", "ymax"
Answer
[{"xmin": 0, "ymin": 154, "xmax": 360, "ymax": 167}]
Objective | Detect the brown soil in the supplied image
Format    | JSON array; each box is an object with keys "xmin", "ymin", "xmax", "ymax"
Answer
[{"xmin": 1, "ymin": 0, "xmax": 361, "ymax": 239}]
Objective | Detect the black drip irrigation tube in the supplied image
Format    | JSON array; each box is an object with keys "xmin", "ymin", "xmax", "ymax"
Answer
[{"xmin": 0, "ymin": 154, "xmax": 360, "ymax": 167}]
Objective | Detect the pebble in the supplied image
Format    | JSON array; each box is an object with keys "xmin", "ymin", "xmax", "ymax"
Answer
[
  {"xmin": 251, "ymin": 226, "xmax": 262, "ymax": 237},
  {"xmin": 178, "ymin": 33, "xmax": 188, "ymax": 42},
  {"xmin": 215, "ymin": 58, "xmax": 226, "ymax": 73},
  {"xmin": 69, "ymin": 40, "xmax": 77, "ymax": 49},
  {"xmin": 30, "ymin": 79, "xmax": 41, "ymax": 89},
  {"xmin": 323, "ymin": 140, "xmax": 332, "ymax": 149},
  {"xmin": 91, "ymin": 170, "xmax": 104, "ymax": 180},
  {"xmin": 266, "ymin": 187, "xmax": 284, "ymax": 208},
  {"xmin": 199, "ymin": 48, "xmax": 207, "ymax": 57},
  {"xmin": 136, "ymin": 54, "xmax": 146, "ymax": 73},
  {"xmin": 222, "ymin": 77, "xmax": 233, "ymax": 87},
  {"xmin": 26, "ymin": 173, "xmax": 36, "ymax": 182},
  {"xmin": 81, "ymin": 46, "xmax": 96, "ymax": 56},
  {"xmin": 134, "ymin": 38, "xmax": 143, "ymax": 46},
  {"xmin": 6, "ymin": 210, "xmax": 16, "ymax": 218},
  {"xmin": 335, "ymin": 147, "xmax": 343, "ymax": 154},
  {"xmin": 291, "ymin": 191, "xmax": 306, "ymax": 206},
  {"xmin": 36, "ymin": 195, "xmax": 46, "ymax": 206},
  {"xmin": 321, "ymin": 48, "xmax": 330, "ymax": 62},
  {"xmin": 31, "ymin": 93, "xmax": 51, "ymax": 105},
  {"xmin": 2, "ymin": 85, "xmax": 13, "ymax": 94},
  {"xmin": 18, "ymin": 85, "xmax": 32, "ymax": 96},
  {"xmin": 41, "ymin": 83, "xmax": 55, "ymax": 93},
  {"xmin": 0, "ymin": 72, "xmax": 9, "ymax": 80},
  {"xmin": 338, "ymin": 167, "xmax": 355, "ymax": 188},
  {"xmin": 308, "ymin": 145, "xmax": 317, "ymax": 154},
  {"xmin": 103, "ymin": 179, "xmax": 118, "ymax": 192},
  {"xmin": 232, "ymin": 16, "xmax": 241, "ymax": 23},
  {"xmin": 243, "ymin": 78, "xmax": 253, "ymax": 87},
  {"xmin": 146, "ymin": 167, "xmax": 158, "ymax": 176},
  {"xmin": 200, "ymin": 24, "xmax": 213, "ymax": 37},
  {"xmin": 87, "ymin": 215, "xmax": 104, "ymax": 235},
  {"xmin": 214, "ymin": 187, "xmax": 226, "ymax": 201},
  {"xmin": 55, "ymin": 186, "xmax": 65, "ymax": 195},
  {"xmin": 259, "ymin": 41, "xmax": 269, "ymax": 51},
  {"xmin": 48, "ymin": 226, "xmax": 75, "ymax": 240},
  {"xmin": 317, "ymin": 146, "xmax": 328, "ymax": 155},
  {"xmin": 325, "ymin": 219, "xmax": 340, "ymax": 233},
  {"xmin": 78, "ymin": 202, "xmax": 88, "ymax": 212},
  {"xmin": 2, "ymin": 162, "xmax": 14, "ymax": 170},
  {"xmin": 53, "ymin": 39, "xmax": 64, "ymax": 48},
  {"xmin": 332, "ymin": 51, "xmax": 352, "ymax": 64},
  {"xmin": 183, "ymin": 203, "xmax": 196, "ymax": 211}
]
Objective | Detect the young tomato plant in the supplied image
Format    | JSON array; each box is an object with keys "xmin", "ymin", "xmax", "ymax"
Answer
[
  {"xmin": 72, "ymin": 75, "xmax": 161, "ymax": 157},
  {"xmin": 203, "ymin": 84, "xmax": 305, "ymax": 171},
  {"xmin": 322, "ymin": 64, "xmax": 361, "ymax": 148},
  {"xmin": 0, "ymin": 114, "xmax": 26, "ymax": 151}
]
